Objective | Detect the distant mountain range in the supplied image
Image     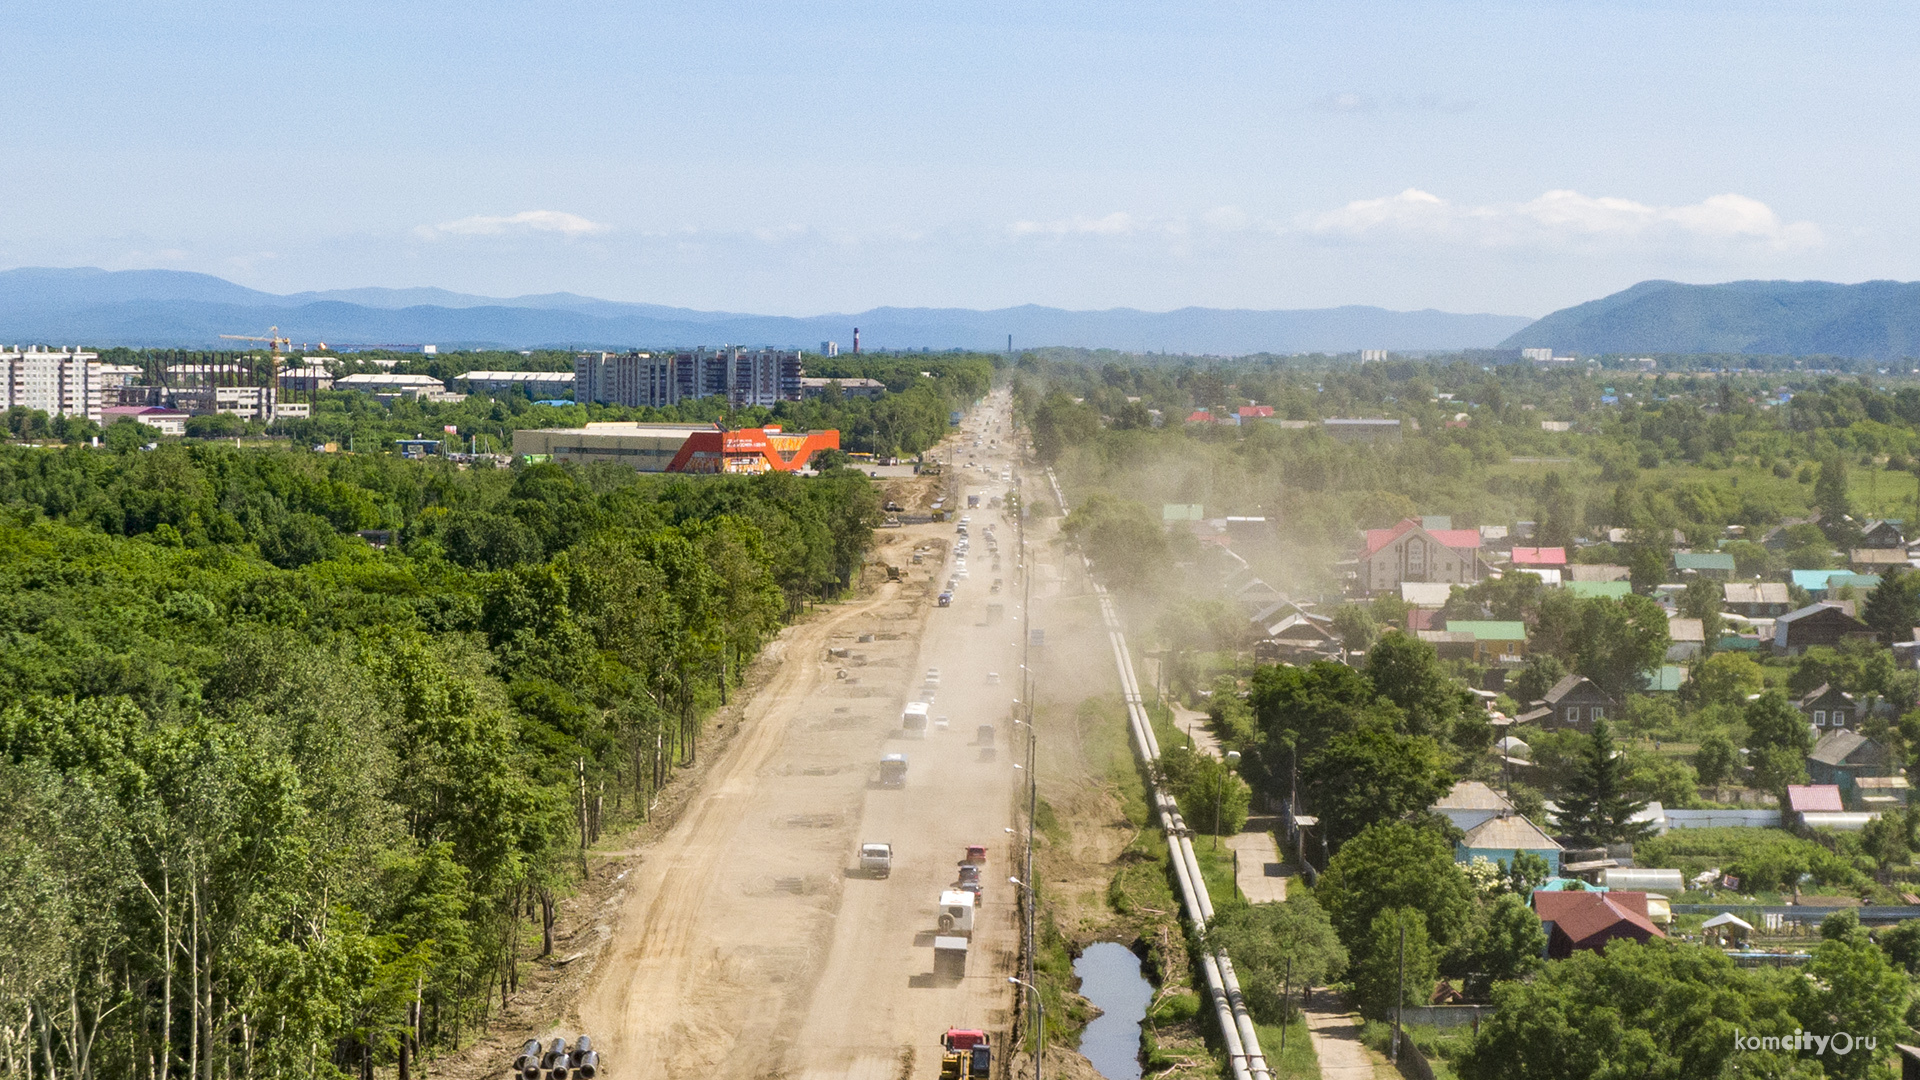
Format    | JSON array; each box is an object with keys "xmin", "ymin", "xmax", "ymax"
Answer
[
  {"xmin": 1503, "ymin": 279, "xmax": 1920, "ymax": 360},
  {"xmin": 0, "ymin": 267, "xmax": 1532, "ymax": 353}
]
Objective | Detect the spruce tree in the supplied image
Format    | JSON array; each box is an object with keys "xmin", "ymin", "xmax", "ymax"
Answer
[{"xmin": 1553, "ymin": 719, "xmax": 1653, "ymax": 847}]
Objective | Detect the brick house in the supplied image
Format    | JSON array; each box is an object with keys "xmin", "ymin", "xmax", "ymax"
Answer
[{"xmin": 1360, "ymin": 518, "xmax": 1484, "ymax": 593}]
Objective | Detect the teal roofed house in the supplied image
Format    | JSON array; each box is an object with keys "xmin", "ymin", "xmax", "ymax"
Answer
[
  {"xmin": 1673, "ymin": 551, "xmax": 1736, "ymax": 579},
  {"xmin": 1567, "ymin": 580, "xmax": 1632, "ymax": 600},
  {"xmin": 1791, "ymin": 569, "xmax": 1882, "ymax": 595}
]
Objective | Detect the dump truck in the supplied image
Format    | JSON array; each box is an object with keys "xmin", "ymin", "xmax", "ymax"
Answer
[
  {"xmin": 860, "ymin": 843, "xmax": 894, "ymax": 878},
  {"xmin": 933, "ymin": 936, "xmax": 968, "ymax": 979},
  {"xmin": 937, "ymin": 889, "xmax": 976, "ymax": 934},
  {"xmin": 879, "ymin": 753, "xmax": 909, "ymax": 787},
  {"xmin": 939, "ymin": 1029, "xmax": 992, "ymax": 1079}
]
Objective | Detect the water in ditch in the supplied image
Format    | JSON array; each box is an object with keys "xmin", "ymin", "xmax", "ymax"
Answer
[{"xmin": 1074, "ymin": 942, "xmax": 1153, "ymax": 1080}]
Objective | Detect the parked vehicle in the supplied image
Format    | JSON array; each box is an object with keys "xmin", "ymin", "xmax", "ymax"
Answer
[{"xmin": 937, "ymin": 591, "xmax": 953, "ymax": 607}]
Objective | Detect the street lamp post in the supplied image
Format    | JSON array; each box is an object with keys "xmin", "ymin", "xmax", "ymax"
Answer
[{"xmin": 1008, "ymin": 973, "xmax": 1045, "ymax": 1080}]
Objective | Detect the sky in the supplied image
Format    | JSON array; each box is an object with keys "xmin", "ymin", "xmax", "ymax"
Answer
[{"xmin": 2, "ymin": 0, "xmax": 1916, "ymax": 318}]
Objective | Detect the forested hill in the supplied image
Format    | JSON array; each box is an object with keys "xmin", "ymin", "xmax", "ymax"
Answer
[
  {"xmin": 1503, "ymin": 279, "xmax": 1920, "ymax": 359},
  {"xmin": 0, "ymin": 444, "xmax": 880, "ymax": 1078}
]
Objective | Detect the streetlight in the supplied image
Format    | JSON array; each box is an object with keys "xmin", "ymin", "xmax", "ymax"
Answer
[{"xmin": 1008, "ymin": 975, "xmax": 1045, "ymax": 1080}]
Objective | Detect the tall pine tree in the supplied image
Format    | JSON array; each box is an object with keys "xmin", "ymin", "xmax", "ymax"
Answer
[{"xmin": 1553, "ymin": 719, "xmax": 1653, "ymax": 847}]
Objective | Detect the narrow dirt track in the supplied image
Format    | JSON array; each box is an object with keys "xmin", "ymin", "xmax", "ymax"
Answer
[{"xmin": 576, "ymin": 397, "xmax": 1028, "ymax": 1079}]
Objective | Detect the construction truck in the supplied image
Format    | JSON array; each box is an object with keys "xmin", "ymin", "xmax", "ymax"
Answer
[
  {"xmin": 933, "ymin": 936, "xmax": 968, "ymax": 980},
  {"xmin": 938, "ymin": 1029, "xmax": 992, "ymax": 1079}
]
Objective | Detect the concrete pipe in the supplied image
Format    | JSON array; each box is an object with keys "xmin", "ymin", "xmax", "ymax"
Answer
[{"xmin": 575, "ymin": 1051, "xmax": 600, "ymax": 1079}]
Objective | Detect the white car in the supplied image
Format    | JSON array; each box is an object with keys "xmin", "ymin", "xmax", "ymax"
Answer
[
  {"xmin": 986, "ymin": 672, "xmax": 1001, "ymax": 685},
  {"xmin": 925, "ymin": 668, "xmax": 941, "ymax": 684}
]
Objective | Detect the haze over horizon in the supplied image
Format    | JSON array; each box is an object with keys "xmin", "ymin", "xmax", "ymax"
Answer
[{"xmin": 5, "ymin": 2, "xmax": 1918, "ymax": 318}]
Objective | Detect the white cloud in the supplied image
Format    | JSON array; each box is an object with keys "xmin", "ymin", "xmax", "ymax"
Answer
[
  {"xmin": 1305, "ymin": 188, "xmax": 1821, "ymax": 250},
  {"xmin": 1008, "ymin": 212, "xmax": 1138, "ymax": 238},
  {"xmin": 416, "ymin": 210, "xmax": 607, "ymax": 239},
  {"xmin": 1312, "ymin": 92, "xmax": 1376, "ymax": 114}
]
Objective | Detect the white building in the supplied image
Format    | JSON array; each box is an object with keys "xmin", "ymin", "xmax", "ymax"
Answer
[
  {"xmin": 575, "ymin": 348, "xmax": 803, "ymax": 409},
  {"xmin": 1, "ymin": 346, "xmax": 103, "ymax": 422}
]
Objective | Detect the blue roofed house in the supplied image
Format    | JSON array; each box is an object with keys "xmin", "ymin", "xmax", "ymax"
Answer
[
  {"xmin": 1790, "ymin": 569, "xmax": 1882, "ymax": 597},
  {"xmin": 1434, "ymin": 780, "xmax": 1563, "ymax": 875}
]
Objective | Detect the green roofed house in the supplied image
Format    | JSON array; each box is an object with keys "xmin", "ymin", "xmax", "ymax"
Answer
[
  {"xmin": 1566, "ymin": 580, "xmax": 1632, "ymax": 600},
  {"xmin": 1444, "ymin": 620, "xmax": 1528, "ymax": 663},
  {"xmin": 1672, "ymin": 551, "xmax": 1736, "ymax": 579}
]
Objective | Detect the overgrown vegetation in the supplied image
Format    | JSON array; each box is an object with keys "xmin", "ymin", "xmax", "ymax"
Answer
[{"xmin": 0, "ymin": 442, "xmax": 881, "ymax": 1078}]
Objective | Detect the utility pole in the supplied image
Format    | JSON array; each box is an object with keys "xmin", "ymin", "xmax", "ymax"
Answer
[{"xmin": 1392, "ymin": 922, "xmax": 1405, "ymax": 1064}]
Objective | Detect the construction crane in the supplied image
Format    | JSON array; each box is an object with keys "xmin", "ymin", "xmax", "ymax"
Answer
[{"xmin": 220, "ymin": 327, "xmax": 291, "ymax": 355}]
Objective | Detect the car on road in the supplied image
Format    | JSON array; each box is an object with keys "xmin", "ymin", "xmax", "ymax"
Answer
[
  {"xmin": 934, "ymin": 715, "xmax": 950, "ymax": 730},
  {"xmin": 986, "ymin": 672, "xmax": 1000, "ymax": 684},
  {"xmin": 924, "ymin": 668, "xmax": 941, "ymax": 684},
  {"xmin": 860, "ymin": 843, "xmax": 894, "ymax": 877},
  {"xmin": 937, "ymin": 591, "xmax": 952, "ymax": 607}
]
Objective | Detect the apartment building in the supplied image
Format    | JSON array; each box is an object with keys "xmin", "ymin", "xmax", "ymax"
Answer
[
  {"xmin": 1, "ymin": 346, "xmax": 103, "ymax": 422},
  {"xmin": 575, "ymin": 348, "xmax": 804, "ymax": 408}
]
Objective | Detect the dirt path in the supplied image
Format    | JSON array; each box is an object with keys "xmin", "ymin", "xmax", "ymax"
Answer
[
  {"xmin": 565, "ymin": 397, "xmax": 1027, "ymax": 1079},
  {"xmin": 1304, "ymin": 998, "xmax": 1387, "ymax": 1080}
]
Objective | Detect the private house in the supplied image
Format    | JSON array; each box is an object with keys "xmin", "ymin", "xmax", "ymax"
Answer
[
  {"xmin": 1861, "ymin": 519, "xmax": 1905, "ymax": 549},
  {"xmin": 1567, "ymin": 580, "xmax": 1632, "ymax": 600},
  {"xmin": 1518, "ymin": 675, "xmax": 1617, "ymax": 733},
  {"xmin": 1673, "ymin": 551, "xmax": 1737, "ymax": 579},
  {"xmin": 1433, "ymin": 781, "xmax": 1515, "ymax": 833},
  {"xmin": 1532, "ymin": 890, "xmax": 1663, "ymax": 959},
  {"xmin": 1237, "ymin": 405, "xmax": 1274, "ymax": 420},
  {"xmin": 1511, "ymin": 546, "xmax": 1568, "ymax": 570},
  {"xmin": 1360, "ymin": 518, "xmax": 1484, "ymax": 593},
  {"xmin": 1805, "ymin": 730, "xmax": 1892, "ymax": 806},
  {"xmin": 1400, "ymin": 581, "xmax": 1456, "ymax": 609},
  {"xmin": 1773, "ymin": 603, "xmax": 1874, "ymax": 655},
  {"xmin": 1791, "ymin": 569, "xmax": 1882, "ymax": 597},
  {"xmin": 1724, "ymin": 582, "xmax": 1791, "ymax": 618},
  {"xmin": 1667, "ymin": 618, "xmax": 1706, "ymax": 661},
  {"xmin": 1796, "ymin": 684, "xmax": 1856, "ymax": 730},
  {"xmin": 1569, "ymin": 564, "xmax": 1630, "ymax": 583},
  {"xmin": 1458, "ymin": 814, "xmax": 1563, "ymax": 876},
  {"xmin": 1851, "ymin": 548, "xmax": 1910, "ymax": 572},
  {"xmin": 1443, "ymin": 620, "xmax": 1528, "ymax": 663},
  {"xmin": 1254, "ymin": 611, "xmax": 1339, "ymax": 662}
]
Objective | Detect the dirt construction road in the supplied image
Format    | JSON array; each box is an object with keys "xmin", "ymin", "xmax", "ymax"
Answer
[{"xmin": 578, "ymin": 397, "xmax": 1030, "ymax": 1079}]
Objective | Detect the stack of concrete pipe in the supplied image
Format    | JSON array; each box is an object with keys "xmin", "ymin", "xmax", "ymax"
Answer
[
  {"xmin": 513, "ymin": 1036, "xmax": 599, "ymax": 1080},
  {"xmin": 1049, "ymin": 468, "xmax": 1273, "ymax": 1080}
]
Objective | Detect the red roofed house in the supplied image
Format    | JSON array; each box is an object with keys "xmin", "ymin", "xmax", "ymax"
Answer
[
  {"xmin": 1511, "ymin": 546, "xmax": 1568, "ymax": 568},
  {"xmin": 1238, "ymin": 405, "xmax": 1274, "ymax": 419},
  {"xmin": 1532, "ymin": 890, "xmax": 1664, "ymax": 959},
  {"xmin": 1361, "ymin": 518, "xmax": 1484, "ymax": 594},
  {"xmin": 1185, "ymin": 409, "xmax": 1217, "ymax": 424}
]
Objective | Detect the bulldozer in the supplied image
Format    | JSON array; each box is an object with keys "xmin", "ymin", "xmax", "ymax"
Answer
[{"xmin": 938, "ymin": 1029, "xmax": 991, "ymax": 1078}]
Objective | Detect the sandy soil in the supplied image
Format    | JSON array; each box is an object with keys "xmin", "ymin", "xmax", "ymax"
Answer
[{"xmin": 556, "ymin": 400, "xmax": 1034, "ymax": 1080}]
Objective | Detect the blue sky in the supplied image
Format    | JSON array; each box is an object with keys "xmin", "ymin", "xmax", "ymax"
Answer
[{"xmin": 2, "ymin": 1, "xmax": 1915, "ymax": 316}]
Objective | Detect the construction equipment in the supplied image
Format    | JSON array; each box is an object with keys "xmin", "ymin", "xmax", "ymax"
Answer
[
  {"xmin": 879, "ymin": 753, "xmax": 909, "ymax": 787},
  {"xmin": 938, "ymin": 1028, "xmax": 992, "ymax": 1078},
  {"xmin": 933, "ymin": 936, "xmax": 969, "ymax": 980}
]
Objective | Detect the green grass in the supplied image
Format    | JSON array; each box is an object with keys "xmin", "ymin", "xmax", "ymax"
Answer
[
  {"xmin": 1360, "ymin": 1020, "xmax": 1472, "ymax": 1080},
  {"xmin": 1255, "ymin": 1017, "xmax": 1320, "ymax": 1080}
]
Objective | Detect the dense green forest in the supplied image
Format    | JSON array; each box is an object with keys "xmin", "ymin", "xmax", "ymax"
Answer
[{"xmin": 0, "ymin": 442, "xmax": 881, "ymax": 1078}]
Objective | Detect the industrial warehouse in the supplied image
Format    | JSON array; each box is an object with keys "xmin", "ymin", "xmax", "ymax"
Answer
[{"xmin": 511, "ymin": 421, "xmax": 841, "ymax": 473}]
